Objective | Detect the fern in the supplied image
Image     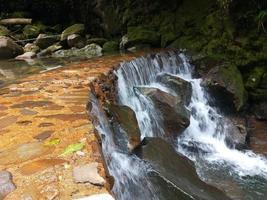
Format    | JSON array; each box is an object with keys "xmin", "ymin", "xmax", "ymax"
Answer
[{"xmin": 257, "ymin": 10, "xmax": 267, "ymax": 32}]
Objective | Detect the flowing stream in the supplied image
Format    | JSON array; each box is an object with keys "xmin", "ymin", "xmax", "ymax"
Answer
[{"xmin": 90, "ymin": 51, "xmax": 267, "ymax": 200}]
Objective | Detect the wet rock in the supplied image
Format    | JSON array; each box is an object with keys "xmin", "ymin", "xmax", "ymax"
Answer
[
  {"xmin": 38, "ymin": 114, "xmax": 87, "ymax": 122},
  {"xmin": 102, "ymin": 41, "xmax": 119, "ymax": 52},
  {"xmin": 15, "ymin": 52, "xmax": 36, "ymax": 60},
  {"xmin": 252, "ymin": 101, "xmax": 267, "ymax": 120},
  {"xmin": 73, "ymin": 163, "xmax": 105, "ymax": 185},
  {"xmin": 224, "ymin": 117, "xmax": 248, "ymax": 150},
  {"xmin": 53, "ymin": 44, "xmax": 102, "ymax": 58},
  {"xmin": 87, "ymin": 38, "xmax": 108, "ymax": 46},
  {"xmin": 0, "ymin": 36, "xmax": 24, "ymax": 59},
  {"xmin": 156, "ymin": 73, "xmax": 192, "ymax": 105},
  {"xmin": 34, "ymin": 130, "xmax": 54, "ymax": 141},
  {"xmin": 107, "ymin": 104, "xmax": 141, "ymax": 151},
  {"xmin": 119, "ymin": 35, "xmax": 128, "ymax": 49},
  {"xmin": 67, "ymin": 34, "xmax": 86, "ymax": 48},
  {"xmin": 35, "ymin": 34, "xmax": 60, "ymax": 49},
  {"xmin": 0, "ymin": 171, "xmax": 16, "ymax": 198},
  {"xmin": 0, "ymin": 142, "xmax": 52, "ymax": 165},
  {"xmin": 202, "ymin": 64, "xmax": 247, "ymax": 112},
  {"xmin": 61, "ymin": 24, "xmax": 85, "ymax": 41},
  {"xmin": 123, "ymin": 26, "xmax": 160, "ymax": 49},
  {"xmin": 137, "ymin": 87, "xmax": 190, "ymax": 136},
  {"xmin": 20, "ymin": 159, "xmax": 66, "ymax": 175},
  {"xmin": 137, "ymin": 138, "xmax": 231, "ymax": 200},
  {"xmin": 38, "ymin": 43, "xmax": 63, "ymax": 57},
  {"xmin": 38, "ymin": 122, "xmax": 55, "ymax": 127}
]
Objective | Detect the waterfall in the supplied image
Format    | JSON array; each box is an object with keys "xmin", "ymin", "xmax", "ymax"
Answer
[{"xmin": 90, "ymin": 50, "xmax": 267, "ymax": 200}]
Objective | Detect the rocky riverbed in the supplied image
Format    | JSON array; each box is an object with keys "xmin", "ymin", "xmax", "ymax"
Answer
[{"xmin": 0, "ymin": 53, "xmax": 147, "ymax": 199}]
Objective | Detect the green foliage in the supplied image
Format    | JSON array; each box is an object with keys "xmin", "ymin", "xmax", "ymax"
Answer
[
  {"xmin": 217, "ymin": 0, "xmax": 233, "ymax": 11},
  {"xmin": 256, "ymin": 10, "xmax": 267, "ymax": 32}
]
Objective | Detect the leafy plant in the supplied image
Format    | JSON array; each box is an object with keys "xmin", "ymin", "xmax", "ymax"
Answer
[
  {"xmin": 256, "ymin": 10, "xmax": 267, "ymax": 32},
  {"xmin": 217, "ymin": 0, "xmax": 233, "ymax": 11}
]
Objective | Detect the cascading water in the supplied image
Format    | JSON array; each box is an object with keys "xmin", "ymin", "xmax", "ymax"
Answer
[{"xmin": 90, "ymin": 50, "xmax": 267, "ymax": 200}]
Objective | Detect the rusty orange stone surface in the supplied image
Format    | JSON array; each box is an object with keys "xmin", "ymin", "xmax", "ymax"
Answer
[{"xmin": 0, "ymin": 52, "xmax": 146, "ymax": 200}]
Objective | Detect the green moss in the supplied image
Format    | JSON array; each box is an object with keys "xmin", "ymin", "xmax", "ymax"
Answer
[
  {"xmin": 245, "ymin": 67, "xmax": 265, "ymax": 90},
  {"xmin": 60, "ymin": 24, "xmax": 85, "ymax": 41},
  {"xmin": 102, "ymin": 41, "xmax": 119, "ymax": 52},
  {"xmin": 220, "ymin": 64, "xmax": 248, "ymax": 110},
  {"xmin": 0, "ymin": 25, "xmax": 10, "ymax": 36},
  {"xmin": 23, "ymin": 25, "xmax": 41, "ymax": 39},
  {"xmin": 249, "ymin": 89, "xmax": 267, "ymax": 101},
  {"xmin": 126, "ymin": 26, "xmax": 160, "ymax": 48}
]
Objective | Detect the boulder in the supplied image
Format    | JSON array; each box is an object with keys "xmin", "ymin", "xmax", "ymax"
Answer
[
  {"xmin": 202, "ymin": 64, "xmax": 247, "ymax": 111},
  {"xmin": 136, "ymin": 87, "xmax": 190, "ymax": 136},
  {"xmin": 156, "ymin": 73, "xmax": 192, "ymax": 106},
  {"xmin": 87, "ymin": 38, "xmax": 108, "ymax": 46},
  {"xmin": 0, "ymin": 36, "xmax": 24, "ymax": 59},
  {"xmin": 37, "ymin": 43, "xmax": 63, "ymax": 57},
  {"xmin": 67, "ymin": 34, "xmax": 86, "ymax": 48},
  {"xmin": 53, "ymin": 44, "xmax": 102, "ymax": 58},
  {"xmin": 122, "ymin": 26, "xmax": 160, "ymax": 49},
  {"xmin": 136, "ymin": 138, "xmax": 231, "ymax": 200},
  {"xmin": 61, "ymin": 24, "xmax": 85, "ymax": 41},
  {"xmin": 102, "ymin": 41, "xmax": 119, "ymax": 52},
  {"xmin": 15, "ymin": 52, "xmax": 36, "ymax": 60},
  {"xmin": 22, "ymin": 25, "xmax": 41, "ymax": 39},
  {"xmin": 0, "ymin": 171, "xmax": 16, "ymax": 198},
  {"xmin": 35, "ymin": 34, "xmax": 60, "ymax": 49},
  {"xmin": 107, "ymin": 104, "xmax": 141, "ymax": 151},
  {"xmin": 24, "ymin": 43, "xmax": 40, "ymax": 53},
  {"xmin": 224, "ymin": 117, "xmax": 248, "ymax": 150},
  {"xmin": 0, "ymin": 25, "xmax": 10, "ymax": 36}
]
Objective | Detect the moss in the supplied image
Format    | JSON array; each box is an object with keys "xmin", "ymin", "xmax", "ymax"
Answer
[
  {"xmin": 220, "ymin": 64, "xmax": 248, "ymax": 110},
  {"xmin": 170, "ymin": 36, "xmax": 207, "ymax": 52},
  {"xmin": 87, "ymin": 38, "xmax": 108, "ymax": 46},
  {"xmin": 23, "ymin": 25, "xmax": 41, "ymax": 39},
  {"xmin": 102, "ymin": 41, "xmax": 119, "ymax": 52},
  {"xmin": 0, "ymin": 26, "xmax": 10, "ymax": 36},
  {"xmin": 126, "ymin": 26, "xmax": 160, "ymax": 48},
  {"xmin": 60, "ymin": 24, "xmax": 85, "ymax": 41},
  {"xmin": 245, "ymin": 67, "xmax": 265, "ymax": 90}
]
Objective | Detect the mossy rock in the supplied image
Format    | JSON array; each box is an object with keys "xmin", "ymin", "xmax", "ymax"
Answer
[
  {"xmin": 0, "ymin": 26, "xmax": 10, "ymax": 36},
  {"xmin": 87, "ymin": 38, "xmax": 108, "ymax": 46},
  {"xmin": 125, "ymin": 26, "xmax": 160, "ymax": 48},
  {"xmin": 23, "ymin": 25, "xmax": 41, "ymax": 39},
  {"xmin": 203, "ymin": 64, "xmax": 248, "ymax": 111},
  {"xmin": 61, "ymin": 24, "xmax": 85, "ymax": 41},
  {"xmin": 169, "ymin": 36, "xmax": 207, "ymax": 51},
  {"xmin": 102, "ymin": 41, "xmax": 119, "ymax": 52},
  {"xmin": 245, "ymin": 67, "xmax": 265, "ymax": 90},
  {"xmin": 161, "ymin": 32, "xmax": 177, "ymax": 47}
]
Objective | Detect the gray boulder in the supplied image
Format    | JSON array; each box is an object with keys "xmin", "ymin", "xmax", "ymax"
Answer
[
  {"xmin": 137, "ymin": 138, "xmax": 231, "ymax": 200},
  {"xmin": 136, "ymin": 87, "xmax": 190, "ymax": 136},
  {"xmin": 0, "ymin": 36, "xmax": 24, "ymax": 59},
  {"xmin": 61, "ymin": 24, "xmax": 85, "ymax": 41},
  {"xmin": 156, "ymin": 73, "xmax": 192, "ymax": 106},
  {"xmin": 107, "ymin": 104, "xmax": 141, "ymax": 151},
  {"xmin": 67, "ymin": 34, "xmax": 86, "ymax": 48},
  {"xmin": 35, "ymin": 34, "xmax": 60, "ymax": 49},
  {"xmin": 37, "ymin": 43, "xmax": 63, "ymax": 57}
]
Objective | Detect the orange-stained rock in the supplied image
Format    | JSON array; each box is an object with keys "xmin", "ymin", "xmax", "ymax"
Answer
[{"xmin": 19, "ymin": 159, "xmax": 67, "ymax": 175}]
